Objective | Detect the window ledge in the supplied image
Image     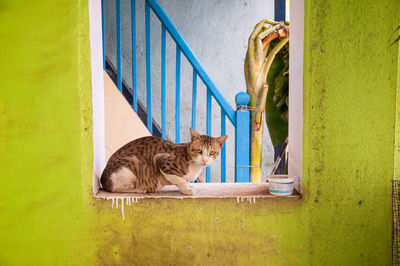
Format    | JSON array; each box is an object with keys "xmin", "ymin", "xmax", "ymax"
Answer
[{"xmin": 95, "ymin": 182, "xmax": 301, "ymax": 199}]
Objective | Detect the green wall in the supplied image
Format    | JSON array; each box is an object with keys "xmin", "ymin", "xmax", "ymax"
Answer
[
  {"xmin": 303, "ymin": 1, "xmax": 399, "ymax": 264},
  {"xmin": 0, "ymin": 0, "xmax": 399, "ymax": 265}
]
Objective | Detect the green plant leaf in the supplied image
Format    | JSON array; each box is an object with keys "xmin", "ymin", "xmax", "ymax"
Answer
[{"xmin": 265, "ymin": 41, "xmax": 288, "ymax": 147}]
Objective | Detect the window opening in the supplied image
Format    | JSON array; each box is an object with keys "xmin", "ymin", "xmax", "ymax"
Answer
[{"xmin": 89, "ymin": 0, "xmax": 303, "ymax": 201}]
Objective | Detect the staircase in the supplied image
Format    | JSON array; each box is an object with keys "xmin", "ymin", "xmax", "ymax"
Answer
[
  {"xmin": 101, "ymin": 0, "xmax": 251, "ymax": 182},
  {"xmin": 103, "ymin": 71, "xmax": 151, "ymax": 160}
]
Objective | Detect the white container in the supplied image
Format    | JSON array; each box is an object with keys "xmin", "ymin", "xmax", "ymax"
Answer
[{"xmin": 267, "ymin": 175, "xmax": 294, "ymax": 196}]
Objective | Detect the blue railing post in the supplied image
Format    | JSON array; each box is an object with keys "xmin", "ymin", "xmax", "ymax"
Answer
[
  {"xmin": 175, "ymin": 45, "xmax": 181, "ymax": 144},
  {"xmin": 206, "ymin": 89, "xmax": 212, "ymax": 182},
  {"xmin": 116, "ymin": 0, "xmax": 122, "ymax": 91},
  {"xmin": 191, "ymin": 70, "xmax": 197, "ymax": 130},
  {"xmin": 274, "ymin": 0, "xmax": 286, "ymax": 22},
  {"xmin": 161, "ymin": 24, "xmax": 166, "ymax": 139},
  {"xmin": 145, "ymin": 0, "xmax": 152, "ymax": 133},
  {"xmin": 221, "ymin": 110, "xmax": 226, "ymax": 182},
  {"xmin": 131, "ymin": 0, "xmax": 138, "ymax": 112},
  {"xmin": 235, "ymin": 92, "xmax": 250, "ymax": 182},
  {"xmin": 101, "ymin": 0, "xmax": 105, "ymax": 69}
]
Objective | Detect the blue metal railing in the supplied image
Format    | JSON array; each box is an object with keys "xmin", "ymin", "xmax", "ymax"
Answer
[
  {"xmin": 102, "ymin": 0, "xmax": 250, "ymax": 182},
  {"xmin": 131, "ymin": 0, "xmax": 138, "ymax": 112}
]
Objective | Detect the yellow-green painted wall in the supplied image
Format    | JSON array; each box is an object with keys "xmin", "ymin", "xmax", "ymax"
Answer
[
  {"xmin": 0, "ymin": 0, "xmax": 399, "ymax": 265},
  {"xmin": 303, "ymin": 1, "xmax": 399, "ymax": 264}
]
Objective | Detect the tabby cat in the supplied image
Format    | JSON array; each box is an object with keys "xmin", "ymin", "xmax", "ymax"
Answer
[{"xmin": 100, "ymin": 128, "xmax": 227, "ymax": 195}]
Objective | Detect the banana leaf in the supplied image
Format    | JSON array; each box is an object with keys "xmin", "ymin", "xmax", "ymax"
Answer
[{"xmin": 265, "ymin": 41, "xmax": 288, "ymax": 147}]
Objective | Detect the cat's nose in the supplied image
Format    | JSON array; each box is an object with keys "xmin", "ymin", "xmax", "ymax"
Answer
[{"xmin": 202, "ymin": 160, "xmax": 208, "ymax": 165}]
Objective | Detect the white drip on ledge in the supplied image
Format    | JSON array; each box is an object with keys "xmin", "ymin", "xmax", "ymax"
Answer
[{"xmin": 95, "ymin": 182, "xmax": 301, "ymax": 199}]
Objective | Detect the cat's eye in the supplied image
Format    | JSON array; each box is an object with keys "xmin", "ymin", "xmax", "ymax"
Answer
[
  {"xmin": 209, "ymin": 151, "xmax": 216, "ymax": 156},
  {"xmin": 194, "ymin": 149, "xmax": 202, "ymax": 154}
]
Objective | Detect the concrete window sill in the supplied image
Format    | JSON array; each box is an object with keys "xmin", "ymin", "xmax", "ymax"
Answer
[{"xmin": 95, "ymin": 182, "xmax": 301, "ymax": 199}]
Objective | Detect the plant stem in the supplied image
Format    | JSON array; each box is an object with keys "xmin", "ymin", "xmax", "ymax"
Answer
[
  {"xmin": 249, "ymin": 37, "xmax": 289, "ymax": 182},
  {"xmin": 245, "ymin": 20, "xmax": 289, "ymax": 182}
]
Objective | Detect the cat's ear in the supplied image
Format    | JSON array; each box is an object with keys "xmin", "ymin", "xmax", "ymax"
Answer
[
  {"xmin": 190, "ymin": 128, "xmax": 200, "ymax": 141},
  {"xmin": 215, "ymin": 135, "xmax": 228, "ymax": 147}
]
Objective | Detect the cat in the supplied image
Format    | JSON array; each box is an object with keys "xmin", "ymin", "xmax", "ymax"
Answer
[{"xmin": 100, "ymin": 128, "xmax": 227, "ymax": 195}]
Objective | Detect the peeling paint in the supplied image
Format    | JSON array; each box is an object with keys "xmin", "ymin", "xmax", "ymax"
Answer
[{"xmin": 98, "ymin": 195, "xmax": 144, "ymax": 220}]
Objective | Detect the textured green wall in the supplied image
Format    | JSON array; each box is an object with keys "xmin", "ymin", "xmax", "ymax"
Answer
[
  {"xmin": 303, "ymin": 1, "xmax": 399, "ymax": 264},
  {"xmin": 0, "ymin": 0, "xmax": 399, "ymax": 265},
  {"xmin": 0, "ymin": 0, "xmax": 95, "ymax": 264}
]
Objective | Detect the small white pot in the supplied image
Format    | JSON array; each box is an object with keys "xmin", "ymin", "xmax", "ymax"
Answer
[{"xmin": 267, "ymin": 175, "xmax": 294, "ymax": 196}]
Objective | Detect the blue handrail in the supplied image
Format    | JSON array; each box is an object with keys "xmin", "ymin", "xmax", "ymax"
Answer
[{"xmin": 146, "ymin": 0, "xmax": 236, "ymax": 125}]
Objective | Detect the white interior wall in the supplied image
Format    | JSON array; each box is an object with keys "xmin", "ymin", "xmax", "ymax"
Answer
[
  {"xmin": 288, "ymin": 0, "xmax": 303, "ymax": 193},
  {"xmin": 104, "ymin": 0, "xmax": 275, "ymax": 182},
  {"xmin": 89, "ymin": 0, "xmax": 105, "ymax": 194}
]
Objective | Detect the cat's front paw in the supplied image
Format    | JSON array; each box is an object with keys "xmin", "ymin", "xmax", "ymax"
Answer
[{"xmin": 181, "ymin": 186, "xmax": 194, "ymax": 196}]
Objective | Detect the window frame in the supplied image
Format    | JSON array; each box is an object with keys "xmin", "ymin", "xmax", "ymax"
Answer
[
  {"xmin": 288, "ymin": 0, "xmax": 304, "ymax": 194},
  {"xmin": 89, "ymin": 0, "xmax": 304, "ymax": 197}
]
